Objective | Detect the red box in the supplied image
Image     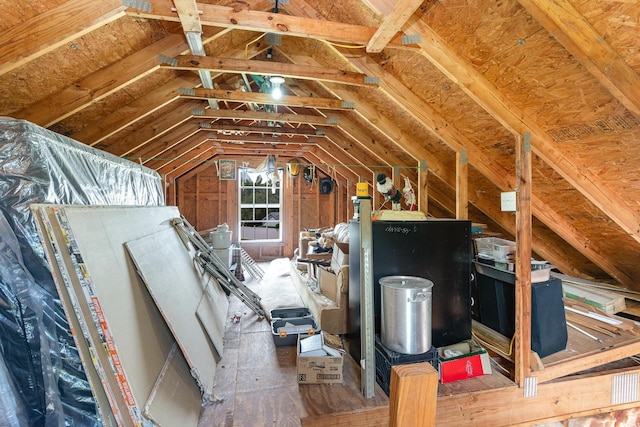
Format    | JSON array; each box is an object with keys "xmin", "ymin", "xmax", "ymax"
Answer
[{"xmin": 438, "ymin": 347, "xmax": 491, "ymax": 383}]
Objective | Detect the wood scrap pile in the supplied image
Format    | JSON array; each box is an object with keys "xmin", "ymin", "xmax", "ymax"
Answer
[
  {"xmin": 564, "ymin": 299, "xmax": 639, "ymax": 342},
  {"xmin": 554, "ymin": 272, "xmax": 640, "ymax": 340}
]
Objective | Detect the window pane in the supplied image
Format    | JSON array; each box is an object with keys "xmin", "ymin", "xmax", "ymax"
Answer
[
  {"xmin": 254, "ymin": 188, "xmax": 267, "ymax": 203},
  {"xmin": 255, "ymin": 208, "xmax": 267, "ymax": 221},
  {"xmin": 240, "ymin": 208, "xmax": 254, "ymax": 221},
  {"xmin": 240, "ymin": 188, "xmax": 253, "ymax": 204}
]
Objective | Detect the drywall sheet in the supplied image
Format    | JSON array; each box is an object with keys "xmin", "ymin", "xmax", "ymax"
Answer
[
  {"xmin": 125, "ymin": 227, "xmax": 228, "ymax": 397},
  {"xmin": 32, "ymin": 206, "xmax": 122, "ymax": 427},
  {"xmin": 196, "ymin": 281, "xmax": 228, "ymax": 359},
  {"xmin": 144, "ymin": 343, "xmax": 202, "ymax": 427},
  {"xmin": 48, "ymin": 205, "xmax": 183, "ymax": 422}
]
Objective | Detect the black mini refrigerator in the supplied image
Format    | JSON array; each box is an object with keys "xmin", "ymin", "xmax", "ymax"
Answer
[{"xmin": 348, "ymin": 219, "xmax": 473, "ymax": 362}]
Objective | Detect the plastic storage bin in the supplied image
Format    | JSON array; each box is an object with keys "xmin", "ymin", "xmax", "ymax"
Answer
[
  {"xmin": 271, "ymin": 317, "xmax": 318, "ymax": 346},
  {"xmin": 270, "ymin": 307, "xmax": 312, "ymax": 320}
]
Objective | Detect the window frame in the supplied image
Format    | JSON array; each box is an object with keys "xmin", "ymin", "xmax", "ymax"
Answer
[{"xmin": 238, "ymin": 167, "xmax": 283, "ymax": 242}]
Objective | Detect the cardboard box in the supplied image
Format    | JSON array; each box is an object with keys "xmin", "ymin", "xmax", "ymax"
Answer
[
  {"xmin": 438, "ymin": 343, "xmax": 491, "ymax": 383},
  {"xmin": 297, "ymin": 334, "xmax": 344, "ymax": 384},
  {"xmin": 317, "ymin": 266, "xmax": 338, "ymax": 302},
  {"xmin": 334, "ymin": 241, "xmax": 349, "ymax": 255}
]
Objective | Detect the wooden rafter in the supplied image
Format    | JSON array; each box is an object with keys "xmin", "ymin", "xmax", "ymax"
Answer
[
  {"xmin": 124, "ymin": 121, "xmax": 202, "ymax": 165},
  {"xmin": 99, "ymin": 100, "xmax": 203, "ymax": 157},
  {"xmin": 361, "ymin": 0, "xmax": 640, "ymax": 246},
  {"xmin": 518, "ymin": 0, "xmax": 640, "ymax": 120},
  {"xmin": 0, "ymin": 0, "xmax": 126, "ymax": 76},
  {"xmin": 15, "ymin": 34, "xmax": 188, "ymax": 128},
  {"xmin": 70, "ymin": 75, "xmax": 201, "ymax": 145},
  {"xmin": 285, "ymin": 0, "xmax": 634, "ymax": 286}
]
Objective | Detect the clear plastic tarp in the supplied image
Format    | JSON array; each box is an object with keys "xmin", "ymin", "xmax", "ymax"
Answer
[{"xmin": 0, "ymin": 118, "xmax": 164, "ymax": 426}]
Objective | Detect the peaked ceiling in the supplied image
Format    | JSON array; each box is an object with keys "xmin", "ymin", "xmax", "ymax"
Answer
[{"xmin": 1, "ymin": 0, "xmax": 639, "ymax": 289}]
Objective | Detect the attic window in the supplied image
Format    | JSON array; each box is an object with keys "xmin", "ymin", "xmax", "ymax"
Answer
[{"xmin": 238, "ymin": 167, "xmax": 283, "ymax": 242}]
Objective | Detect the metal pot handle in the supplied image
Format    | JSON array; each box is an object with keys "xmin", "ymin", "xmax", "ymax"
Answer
[{"xmin": 408, "ymin": 291, "xmax": 430, "ymax": 302}]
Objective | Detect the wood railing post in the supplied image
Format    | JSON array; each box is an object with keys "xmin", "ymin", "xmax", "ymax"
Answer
[{"xmin": 389, "ymin": 363, "xmax": 438, "ymax": 427}]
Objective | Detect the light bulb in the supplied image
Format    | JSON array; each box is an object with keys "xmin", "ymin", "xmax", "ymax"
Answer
[
  {"xmin": 270, "ymin": 76, "xmax": 285, "ymax": 100},
  {"xmin": 272, "ymin": 85, "xmax": 282, "ymax": 100}
]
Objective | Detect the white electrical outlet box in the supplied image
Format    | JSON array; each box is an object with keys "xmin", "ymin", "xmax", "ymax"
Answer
[{"xmin": 501, "ymin": 191, "xmax": 517, "ymax": 212}]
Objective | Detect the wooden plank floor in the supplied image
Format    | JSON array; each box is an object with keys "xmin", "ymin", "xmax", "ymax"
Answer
[
  {"xmin": 198, "ymin": 262, "xmax": 389, "ymax": 427},
  {"xmin": 198, "ymin": 259, "xmax": 640, "ymax": 426}
]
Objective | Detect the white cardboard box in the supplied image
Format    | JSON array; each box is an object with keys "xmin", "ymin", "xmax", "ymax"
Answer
[{"xmin": 297, "ymin": 333, "xmax": 344, "ymax": 384}]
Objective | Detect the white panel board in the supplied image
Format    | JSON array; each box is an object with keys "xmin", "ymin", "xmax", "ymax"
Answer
[
  {"xmin": 32, "ymin": 206, "xmax": 122, "ymax": 426},
  {"xmin": 144, "ymin": 344, "xmax": 202, "ymax": 427},
  {"xmin": 125, "ymin": 227, "xmax": 228, "ymax": 397},
  {"xmin": 50, "ymin": 205, "xmax": 182, "ymax": 418}
]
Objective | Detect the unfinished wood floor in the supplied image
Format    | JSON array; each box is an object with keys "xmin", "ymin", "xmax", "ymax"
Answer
[{"xmin": 198, "ymin": 261, "xmax": 389, "ymax": 427}]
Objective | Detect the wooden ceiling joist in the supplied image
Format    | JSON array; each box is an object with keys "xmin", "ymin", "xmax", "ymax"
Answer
[
  {"xmin": 162, "ymin": 55, "xmax": 379, "ymax": 87},
  {"xmin": 202, "ymin": 123, "xmax": 326, "ymax": 136},
  {"xmin": 126, "ymin": 0, "xmax": 419, "ymax": 50},
  {"xmin": 180, "ymin": 88, "xmax": 355, "ymax": 110},
  {"xmin": 205, "ymin": 132, "xmax": 321, "ymax": 145},
  {"xmin": 193, "ymin": 109, "xmax": 339, "ymax": 126}
]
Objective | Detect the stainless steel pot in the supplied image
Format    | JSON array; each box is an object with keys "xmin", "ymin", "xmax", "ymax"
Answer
[{"xmin": 380, "ymin": 276, "xmax": 434, "ymax": 354}]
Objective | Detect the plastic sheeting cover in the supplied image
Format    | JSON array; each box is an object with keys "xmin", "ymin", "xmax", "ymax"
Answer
[{"xmin": 0, "ymin": 118, "xmax": 164, "ymax": 426}]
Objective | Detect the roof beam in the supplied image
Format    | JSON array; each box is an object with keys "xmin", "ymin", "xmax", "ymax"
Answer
[
  {"xmin": 180, "ymin": 88, "xmax": 355, "ymax": 110},
  {"xmin": 204, "ymin": 132, "xmax": 321, "ymax": 145},
  {"xmin": 123, "ymin": 121, "xmax": 202, "ymax": 165},
  {"xmin": 97, "ymin": 100, "xmax": 203, "ymax": 157},
  {"xmin": 126, "ymin": 0, "xmax": 418, "ymax": 50},
  {"xmin": 208, "ymin": 141, "xmax": 309, "ymax": 151},
  {"xmin": 70, "ymin": 74, "xmax": 201, "ymax": 145},
  {"xmin": 193, "ymin": 109, "xmax": 339, "ymax": 126},
  {"xmin": 200, "ymin": 123, "xmax": 327, "ymax": 136},
  {"xmin": 15, "ymin": 34, "xmax": 188, "ymax": 127},
  {"xmin": 362, "ymin": 0, "xmax": 640, "ymax": 245},
  {"xmin": 65, "ymin": 33, "xmax": 269, "ymax": 148},
  {"xmin": 286, "ymin": 0, "xmax": 634, "ymax": 286},
  {"xmin": 163, "ymin": 55, "xmax": 378, "ymax": 87},
  {"xmin": 518, "ymin": 0, "xmax": 640, "ymax": 121},
  {"xmin": 0, "ymin": 0, "xmax": 125, "ymax": 76},
  {"xmin": 366, "ymin": 0, "xmax": 424, "ymax": 53}
]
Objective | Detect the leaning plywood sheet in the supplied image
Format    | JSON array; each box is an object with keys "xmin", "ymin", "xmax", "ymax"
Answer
[
  {"xmin": 45, "ymin": 205, "xmax": 183, "ymax": 423},
  {"xmin": 32, "ymin": 206, "xmax": 122, "ymax": 427},
  {"xmin": 125, "ymin": 227, "xmax": 228, "ymax": 398},
  {"xmin": 144, "ymin": 343, "xmax": 202, "ymax": 427}
]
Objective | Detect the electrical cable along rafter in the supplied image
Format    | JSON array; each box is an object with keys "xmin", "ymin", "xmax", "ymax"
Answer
[{"xmin": 172, "ymin": 216, "xmax": 266, "ymax": 319}]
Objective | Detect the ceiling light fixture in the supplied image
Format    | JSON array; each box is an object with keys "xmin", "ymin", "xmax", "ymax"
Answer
[{"xmin": 270, "ymin": 76, "xmax": 285, "ymax": 100}]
